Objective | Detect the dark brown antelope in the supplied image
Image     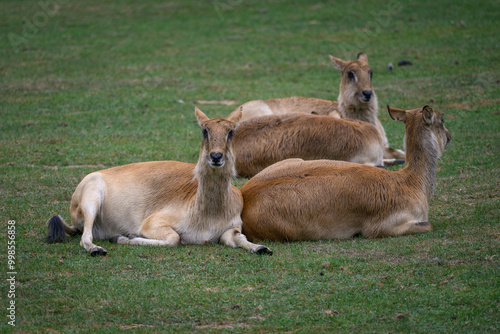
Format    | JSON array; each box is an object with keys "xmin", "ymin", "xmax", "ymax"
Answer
[
  {"xmin": 240, "ymin": 105, "xmax": 451, "ymax": 241},
  {"xmin": 234, "ymin": 53, "xmax": 405, "ymax": 164},
  {"xmin": 46, "ymin": 107, "xmax": 272, "ymax": 256},
  {"xmin": 233, "ymin": 113, "xmax": 384, "ymax": 178}
]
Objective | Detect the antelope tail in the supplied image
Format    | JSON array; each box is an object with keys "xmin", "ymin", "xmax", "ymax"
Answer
[{"xmin": 46, "ymin": 215, "xmax": 81, "ymax": 243}]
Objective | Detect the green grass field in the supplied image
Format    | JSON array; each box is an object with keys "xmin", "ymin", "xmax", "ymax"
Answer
[{"xmin": 1, "ymin": 0, "xmax": 499, "ymax": 332}]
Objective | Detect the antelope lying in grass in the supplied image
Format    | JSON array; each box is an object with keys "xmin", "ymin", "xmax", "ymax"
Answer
[
  {"xmin": 233, "ymin": 113, "xmax": 384, "ymax": 178},
  {"xmin": 240, "ymin": 105, "xmax": 451, "ymax": 241},
  {"xmin": 46, "ymin": 107, "xmax": 272, "ymax": 256},
  {"xmin": 234, "ymin": 53, "xmax": 405, "ymax": 164}
]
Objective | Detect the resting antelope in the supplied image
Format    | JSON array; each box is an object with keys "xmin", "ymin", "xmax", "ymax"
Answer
[
  {"xmin": 46, "ymin": 107, "xmax": 272, "ymax": 256},
  {"xmin": 234, "ymin": 53, "xmax": 405, "ymax": 163},
  {"xmin": 240, "ymin": 105, "xmax": 451, "ymax": 241},
  {"xmin": 233, "ymin": 113, "xmax": 384, "ymax": 178}
]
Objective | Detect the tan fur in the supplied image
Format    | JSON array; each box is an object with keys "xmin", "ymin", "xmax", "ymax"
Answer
[
  {"xmin": 233, "ymin": 113, "xmax": 384, "ymax": 178},
  {"xmin": 239, "ymin": 97, "xmax": 341, "ymax": 121},
  {"xmin": 240, "ymin": 105, "xmax": 451, "ymax": 241},
  {"xmin": 48, "ymin": 107, "xmax": 272, "ymax": 256},
  {"xmin": 234, "ymin": 53, "xmax": 405, "ymax": 162}
]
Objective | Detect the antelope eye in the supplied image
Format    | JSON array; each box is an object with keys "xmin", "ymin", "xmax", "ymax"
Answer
[
  {"xmin": 202, "ymin": 129, "xmax": 208, "ymax": 138},
  {"xmin": 369, "ymin": 71, "xmax": 373, "ymax": 80},
  {"xmin": 347, "ymin": 71, "xmax": 355, "ymax": 79},
  {"xmin": 227, "ymin": 129, "xmax": 234, "ymax": 140}
]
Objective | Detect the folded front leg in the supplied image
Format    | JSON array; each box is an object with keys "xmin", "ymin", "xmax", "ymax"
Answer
[
  {"xmin": 113, "ymin": 214, "xmax": 183, "ymax": 247},
  {"xmin": 220, "ymin": 226, "xmax": 272, "ymax": 255},
  {"xmin": 113, "ymin": 232, "xmax": 180, "ymax": 246}
]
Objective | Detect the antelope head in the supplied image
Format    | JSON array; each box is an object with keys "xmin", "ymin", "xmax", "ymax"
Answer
[
  {"xmin": 387, "ymin": 105, "xmax": 451, "ymax": 157},
  {"xmin": 329, "ymin": 52, "xmax": 375, "ymax": 105},
  {"xmin": 195, "ymin": 106, "xmax": 242, "ymax": 169}
]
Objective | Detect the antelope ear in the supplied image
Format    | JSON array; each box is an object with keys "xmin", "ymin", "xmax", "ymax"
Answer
[
  {"xmin": 357, "ymin": 52, "xmax": 368, "ymax": 63},
  {"xmin": 226, "ymin": 106, "xmax": 243, "ymax": 125},
  {"xmin": 195, "ymin": 106, "xmax": 209, "ymax": 126},
  {"xmin": 422, "ymin": 105, "xmax": 434, "ymax": 125},
  {"xmin": 329, "ymin": 55, "xmax": 346, "ymax": 71},
  {"xmin": 387, "ymin": 105, "xmax": 407, "ymax": 122}
]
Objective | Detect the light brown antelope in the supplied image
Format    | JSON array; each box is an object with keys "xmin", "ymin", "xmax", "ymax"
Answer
[
  {"xmin": 46, "ymin": 107, "xmax": 272, "ymax": 256},
  {"xmin": 240, "ymin": 105, "xmax": 451, "ymax": 241},
  {"xmin": 233, "ymin": 113, "xmax": 384, "ymax": 178},
  {"xmin": 238, "ymin": 96, "xmax": 341, "ymax": 120},
  {"xmin": 234, "ymin": 53, "xmax": 405, "ymax": 164}
]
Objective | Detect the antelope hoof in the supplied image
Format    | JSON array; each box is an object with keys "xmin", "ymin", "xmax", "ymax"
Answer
[
  {"xmin": 409, "ymin": 221, "xmax": 433, "ymax": 234},
  {"xmin": 110, "ymin": 235, "xmax": 131, "ymax": 244},
  {"xmin": 253, "ymin": 245, "xmax": 273, "ymax": 256},
  {"xmin": 109, "ymin": 234, "xmax": 129, "ymax": 244},
  {"xmin": 415, "ymin": 221, "xmax": 431, "ymax": 226},
  {"xmin": 90, "ymin": 246, "xmax": 107, "ymax": 256},
  {"xmin": 383, "ymin": 159, "xmax": 405, "ymax": 166},
  {"xmin": 109, "ymin": 235, "xmax": 120, "ymax": 243}
]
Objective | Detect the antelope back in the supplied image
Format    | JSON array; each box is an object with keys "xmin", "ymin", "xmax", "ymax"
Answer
[{"xmin": 233, "ymin": 113, "xmax": 384, "ymax": 177}]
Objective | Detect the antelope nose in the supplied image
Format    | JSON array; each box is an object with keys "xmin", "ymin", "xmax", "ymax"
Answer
[
  {"xmin": 362, "ymin": 90, "xmax": 372, "ymax": 100},
  {"xmin": 210, "ymin": 152, "xmax": 223, "ymax": 162}
]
